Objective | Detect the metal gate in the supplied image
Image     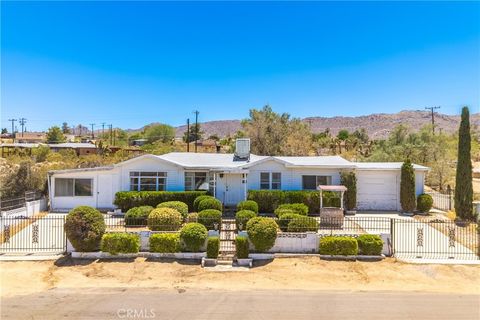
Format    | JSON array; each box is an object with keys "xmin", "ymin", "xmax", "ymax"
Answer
[
  {"xmin": 219, "ymin": 218, "xmax": 237, "ymax": 259},
  {"xmin": 0, "ymin": 215, "xmax": 66, "ymax": 254}
]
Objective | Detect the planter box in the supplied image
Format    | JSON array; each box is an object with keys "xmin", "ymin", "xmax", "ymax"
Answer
[
  {"xmin": 345, "ymin": 210, "xmax": 357, "ymax": 216},
  {"xmin": 71, "ymin": 251, "xmax": 206, "ymax": 260},
  {"xmin": 201, "ymin": 257, "xmax": 217, "ymax": 267},
  {"xmin": 236, "ymin": 258, "xmax": 253, "ymax": 267},
  {"xmin": 268, "ymin": 232, "xmax": 318, "ymax": 253},
  {"xmin": 249, "ymin": 253, "xmax": 274, "ymax": 260},
  {"xmin": 319, "ymin": 254, "xmax": 385, "ymax": 261}
]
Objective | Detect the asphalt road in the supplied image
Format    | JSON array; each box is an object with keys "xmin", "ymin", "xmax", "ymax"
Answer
[{"xmin": 2, "ymin": 288, "xmax": 479, "ymax": 320}]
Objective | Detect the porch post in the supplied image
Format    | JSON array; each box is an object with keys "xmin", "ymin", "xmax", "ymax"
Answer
[
  {"xmin": 320, "ymin": 189, "xmax": 323, "ymax": 210},
  {"xmin": 340, "ymin": 191, "xmax": 344, "ymax": 210},
  {"xmin": 243, "ymin": 173, "xmax": 247, "ymax": 201}
]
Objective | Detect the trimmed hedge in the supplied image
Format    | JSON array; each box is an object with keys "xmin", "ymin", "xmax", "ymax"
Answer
[
  {"xmin": 180, "ymin": 223, "xmax": 208, "ymax": 252},
  {"xmin": 157, "ymin": 201, "xmax": 189, "ymax": 219},
  {"xmin": 277, "ymin": 213, "xmax": 303, "ymax": 232},
  {"xmin": 246, "ymin": 217, "xmax": 278, "ymax": 252},
  {"xmin": 114, "ymin": 191, "xmax": 208, "ymax": 212},
  {"xmin": 100, "ymin": 233, "xmax": 140, "ymax": 255},
  {"xmin": 198, "ymin": 209, "xmax": 222, "ymax": 230},
  {"xmin": 198, "ymin": 197, "xmax": 223, "ymax": 211},
  {"xmin": 206, "ymin": 236, "xmax": 220, "ymax": 259},
  {"xmin": 186, "ymin": 212, "xmax": 199, "ymax": 223},
  {"xmin": 64, "ymin": 206, "xmax": 106, "ymax": 252},
  {"xmin": 356, "ymin": 234, "xmax": 383, "ymax": 256},
  {"xmin": 147, "ymin": 208, "xmax": 183, "ymax": 231},
  {"xmin": 319, "ymin": 236, "xmax": 358, "ymax": 256},
  {"xmin": 125, "ymin": 206, "xmax": 153, "ymax": 226},
  {"xmin": 237, "ymin": 200, "xmax": 259, "ymax": 214},
  {"xmin": 417, "ymin": 194, "xmax": 433, "ymax": 213},
  {"xmin": 275, "ymin": 203, "xmax": 308, "ymax": 216},
  {"xmin": 236, "ymin": 236, "xmax": 249, "ymax": 259},
  {"xmin": 149, "ymin": 233, "xmax": 180, "ymax": 253},
  {"xmin": 193, "ymin": 195, "xmax": 214, "ymax": 212},
  {"xmin": 235, "ymin": 210, "xmax": 257, "ymax": 230},
  {"xmin": 287, "ymin": 216, "xmax": 319, "ymax": 232}
]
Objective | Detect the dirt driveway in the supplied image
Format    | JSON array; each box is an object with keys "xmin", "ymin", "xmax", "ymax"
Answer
[{"xmin": 1, "ymin": 257, "xmax": 479, "ymax": 297}]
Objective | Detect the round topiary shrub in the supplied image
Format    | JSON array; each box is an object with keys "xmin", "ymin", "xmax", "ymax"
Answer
[
  {"xmin": 277, "ymin": 212, "xmax": 303, "ymax": 232},
  {"xmin": 64, "ymin": 206, "xmax": 106, "ymax": 252},
  {"xmin": 198, "ymin": 197, "xmax": 223, "ymax": 211},
  {"xmin": 246, "ymin": 217, "xmax": 278, "ymax": 252},
  {"xmin": 206, "ymin": 236, "xmax": 220, "ymax": 258},
  {"xmin": 180, "ymin": 222, "xmax": 208, "ymax": 252},
  {"xmin": 417, "ymin": 194, "xmax": 433, "ymax": 213},
  {"xmin": 186, "ymin": 212, "xmax": 199, "ymax": 223},
  {"xmin": 193, "ymin": 195, "xmax": 214, "ymax": 212},
  {"xmin": 287, "ymin": 216, "xmax": 319, "ymax": 232},
  {"xmin": 356, "ymin": 234, "xmax": 383, "ymax": 256},
  {"xmin": 319, "ymin": 236, "xmax": 358, "ymax": 256},
  {"xmin": 100, "ymin": 233, "xmax": 140, "ymax": 255},
  {"xmin": 235, "ymin": 210, "xmax": 257, "ymax": 230},
  {"xmin": 275, "ymin": 203, "xmax": 309, "ymax": 216},
  {"xmin": 237, "ymin": 200, "xmax": 259, "ymax": 214},
  {"xmin": 147, "ymin": 207, "xmax": 182, "ymax": 231},
  {"xmin": 157, "ymin": 201, "xmax": 189, "ymax": 219},
  {"xmin": 274, "ymin": 208, "xmax": 296, "ymax": 218},
  {"xmin": 198, "ymin": 209, "xmax": 222, "ymax": 230},
  {"xmin": 124, "ymin": 206, "xmax": 153, "ymax": 226}
]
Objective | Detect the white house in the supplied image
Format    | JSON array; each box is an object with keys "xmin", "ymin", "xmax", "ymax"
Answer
[{"xmin": 47, "ymin": 140, "xmax": 428, "ymax": 212}]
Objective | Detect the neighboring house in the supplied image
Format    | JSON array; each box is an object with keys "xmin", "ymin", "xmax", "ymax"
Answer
[
  {"xmin": 48, "ymin": 140, "xmax": 428, "ymax": 212},
  {"xmin": 48, "ymin": 143, "xmax": 97, "ymax": 156},
  {"xmin": 15, "ymin": 132, "xmax": 46, "ymax": 143}
]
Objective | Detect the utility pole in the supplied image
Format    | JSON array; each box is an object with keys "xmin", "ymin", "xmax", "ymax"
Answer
[
  {"xmin": 113, "ymin": 129, "xmax": 116, "ymax": 146},
  {"xmin": 425, "ymin": 106, "xmax": 441, "ymax": 134},
  {"xmin": 19, "ymin": 118, "xmax": 27, "ymax": 137},
  {"xmin": 8, "ymin": 119, "xmax": 17, "ymax": 140},
  {"xmin": 90, "ymin": 123, "xmax": 95, "ymax": 139},
  {"xmin": 186, "ymin": 118, "xmax": 190, "ymax": 152},
  {"xmin": 193, "ymin": 110, "xmax": 199, "ymax": 153},
  {"xmin": 101, "ymin": 123, "xmax": 106, "ymax": 139},
  {"xmin": 109, "ymin": 124, "xmax": 113, "ymax": 145}
]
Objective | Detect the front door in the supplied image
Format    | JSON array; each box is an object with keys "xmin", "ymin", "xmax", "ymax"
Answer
[
  {"xmin": 97, "ymin": 174, "xmax": 116, "ymax": 209},
  {"xmin": 216, "ymin": 174, "xmax": 245, "ymax": 206}
]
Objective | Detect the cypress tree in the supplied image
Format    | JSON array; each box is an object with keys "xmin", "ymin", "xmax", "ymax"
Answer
[
  {"xmin": 341, "ymin": 171, "xmax": 357, "ymax": 211},
  {"xmin": 400, "ymin": 159, "xmax": 416, "ymax": 212},
  {"xmin": 454, "ymin": 107, "xmax": 474, "ymax": 221}
]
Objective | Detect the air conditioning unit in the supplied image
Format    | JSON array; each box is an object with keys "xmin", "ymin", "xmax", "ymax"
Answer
[{"xmin": 234, "ymin": 138, "xmax": 250, "ymax": 161}]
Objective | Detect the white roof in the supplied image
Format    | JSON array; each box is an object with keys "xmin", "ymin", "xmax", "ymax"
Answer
[
  {"xmin": 354, "ymin": 162, "xmax": 429, "ymax": 171},
  {"xmin": 48, "ymin": 143, "xmax": 97, "ymax": 149},
  {"xmin": 275, "ymin": 155, "xmax": 354, "ymax": 168},
  {"xmin": 0, "ymin": 143, "xmax": 42, "ymax": 148},
  {"xmin": 157, "ymin": 152, "xmax": 268, "ymax": 169}
]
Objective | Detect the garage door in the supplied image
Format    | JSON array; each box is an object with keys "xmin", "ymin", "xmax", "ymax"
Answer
[{"xmin": 356, "ymin": 171, "xmax": 399, "ymax": 211}]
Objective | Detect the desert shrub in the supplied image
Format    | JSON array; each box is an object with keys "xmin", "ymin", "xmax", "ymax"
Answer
[
  {"xmin": 247, "ymin": 190, "xmax": 320, "ymax": 214},
  {"xmin": 236, "ymin": 200, "xmax": 259, "ymax": 214},
  {"xmin": 124, "ymin": 206, "xmax": 153, "ymax": 226},
  {"xmin": 180, "ymin": 223, "xmax": 208, "ymax": 252},
  {"xmin": 198, "ymin": 209, "xmax": 222, "ymax": 230},
  {"xmin": 275, "ymin": 203, "xmax": 308, "ymax": 216},
  {"xmin": 114, "ymin": 191, "xmax": 207, "ymax": 212},
  {"xmin": 149, "ymin": 233, "xmax": 180, "ymax": 253},
  {"xmin": 198, "ymin": 197, "xmax": 223, "ymax": 211},
  {"xmin": 147, "ymin": 208, "xmax": 182, "ymax": 231},
  {"xmin": 193, "ymin": 195, "xmax": 214, "ymax": 212},
  {"xmin": 277, "ymin": 213, "xmax": 303, "ymax": 232},
  {"xmin": 186, "ymin": 212, "xmax": 199, "ymax": 223},
  {"xmin": 319, "ymin": 236, "xmax": 358, "ymax": 256},
  {"xmin": 206, "ymin": 236, "xmax": 220, "ymax": 259},
  {"xmin": 100, "ymin": 233, "xmax": 140, "ymax": 255},
  {"xmin": 64, "ymin": 206, "xmax": 106, "ymax": 252},
  {"xmin": 246, "ymin": 217, "xmax": 278, "ymax": 252},
  {"xmin": 287, "ymin": 216, "xmax": 319, "ymax": 232},
  {"xmin": 416, "ymin": 194, "xmax": 433, "ymax": 213},
  {"xmin": 356, "ymin": 234, "xmax": 383, "ymax": 256},
  {"xmin": 235, "ymin": 210, "xmax": 257, "ymax": 230},
  {"xmin": 157, "ymin": 201, "xmax": 189, "ymax": 219},
  {"xmin": 236, "ymin": 236, "xmax": 249, "ymax": 259}
]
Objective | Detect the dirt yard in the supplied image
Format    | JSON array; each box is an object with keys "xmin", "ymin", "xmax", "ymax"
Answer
[{"xmin": 1, "ymin": 257, "xmax": 479, "ymax": 298}]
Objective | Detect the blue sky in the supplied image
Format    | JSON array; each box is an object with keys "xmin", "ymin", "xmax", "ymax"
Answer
[{"xmin": 1, "ymin": 1, "xmax": 479, "ymax": 132}]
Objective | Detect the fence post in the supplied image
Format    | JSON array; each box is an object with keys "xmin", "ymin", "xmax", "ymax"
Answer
[
  {"xmin": 390, "ymin": 218, "xmax": 394, "ymax": 256},
  {"xmin": 447, "ymin": 186, "xmax": 452, "ymax": 211}
]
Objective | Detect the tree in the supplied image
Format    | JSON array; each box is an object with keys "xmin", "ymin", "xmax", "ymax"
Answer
[
  {"xmin": 46, "ymin": 126, "xmax": 66, "ymax": 143},
  {"xmin": 454, "ymin": 107, "xmax": 474, "ymax": 221},
  {"xmin": 341, "ymin": 171, "xmax": 357, "ymax": 211},
  {"xmin": 144, "ymin": 124, "xmax": 175, "ymax": 144},
  {"xmin": 400, "ymin": 159, "xmax": 416, "ymax": 212},
  {"xmin": 183, "ymin": 123, "xmax": 203, "ymax": 143},
  {"xmin": 61, "ymin": 122, "xmax": 70, "ymax": 134},
  {"xmin": 1, "ymin": 128, "xmax": 7, "ymax": 134}
]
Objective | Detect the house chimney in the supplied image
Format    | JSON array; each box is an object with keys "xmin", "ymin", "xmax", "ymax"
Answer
[{"xmin": 234, "ymin": 138, "xmax": 250, "ymax": 161}]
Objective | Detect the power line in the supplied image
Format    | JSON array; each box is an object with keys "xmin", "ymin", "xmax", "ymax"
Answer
[
  {"xmin": 101, "ymin": 123, "xmax": 106, "ymax": 138},
  {"xmin": 90, "ymin": 123, "xmax": 95, "ymax": 139},
  {"xmin": 193, "ymin": 110, "xmax": 199, "ymax": 153},
  {"xmin": 186, "ymin": 118, "xmax": 190, "ymax": 152},
  {"xmin": 425, "ymin": 106, "xmax": 441, "ymax": 134},
  {"xmin": 8, "ymin": 119, "xmax": 17, "ymax": 137},
  {"xmin": 19, "ymin": 118, "xmax": 27, "ymax": 137}
]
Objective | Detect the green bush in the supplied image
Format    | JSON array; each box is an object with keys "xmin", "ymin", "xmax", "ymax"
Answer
[
  {"xmin": 124, "ymin": 206, "xmax": 153, "ymax": 226},
  {"xmin": 157, "ymin": 201, "xmax": 189, "ymax": 219},
  {"xmin": 149, "ymin": 233, "xmax": 180, "ymax": 253},
  {"xmin": 247, "ymin": 190, "xmax": 321, "ymax": 214},
  {"xmin": 287, "ymin": 216, "xmax": 319, "ymax": 232},
  {"xmin": 236, "ymin": 236, "xmax": 249, "ymax": 259},
  {"xmin": 322, "ymin": 191, "xmax": 341, "ymax": 208},
  {"xmin": 186, "ymin": 212, "xmax": 199, "ymax": 223},
  {"xmin": 206, "ymin": 236, "xmax": 220, "ymax": 258},
  {"xmin": 114, "ymin": 191, "xmax": 208, "ymax": 212},
  {"xmin": 235, "ymin": 210, "xmax": 257, "ymax": 230},
  {"xmin": 319, "ymin": 236, "xmax": 358, "ymax": 256},
  {"xmin": 400, "ymin": 160, "xmax": 416, "ymax": 212},
  {"xmin": 147, "ymin": 208, "xmax": 183, "ymax": 231},
  {"xmin": 64, "ymin": 206, "xmax": 106, "ymax": 252},
  {"xmin": 356, "ymin": 234, "xmax": 383, "ymax": 256},
  {"xmin": 193, "ymin": 195, "xmax": 215, "ymax": 212},
  {"xmin": 275, "ymin": 203, "xmax": 308, "ymax": 216},
  {"xmin": 198, "ymin": 197, "xmax": 223, "ymax": 211},
  {"xmin": 416, "ymin": 194, "xmax": 433, "ymax": 213},
  {"xmin": 180, "ymin": 223, "xmax": 208, "ymax": 252},
  {"xmin": 100, "ymin": 233, "xmax": 140, "ymax": 255},
  {"xmin": 277, "ymin": 213, "xmax": 303, "ymax": 232},
  {"xmin": 198, "ymin": 209, "xmax": 222, "ymax": 230},
  {"xmin": 341, "ymin": 172, "xmax": 357, "ymax": 211},
  {"xmin": 237, "ymin": 200, "xmax": 259, "ymax": 214},
  {"xmin": 246, "ymin": 217, "xmax": 278, "ymax": 252},
  {"xmin": 273, "ymin": 208, "xmax": 296, "ymax": 218}
]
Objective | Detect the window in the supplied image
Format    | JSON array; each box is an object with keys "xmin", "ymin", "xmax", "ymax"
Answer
[
  {"xmin": 260, "ymin": 172, "xmax": 281, "ymax": 190},
  {"xmin": 55, "ymin": 178, "xmax": 93, "ymax": 197},
  {"xmin": 185, "ymin": 172, "xmax": 209, "ymax": 191},
  {"xmin": 130, "ymin": 172, "xmax": 166, "ymax": 191},
  {"xmin": 302, "ymin": 175, "xmax": 332, "ymax": 190}
]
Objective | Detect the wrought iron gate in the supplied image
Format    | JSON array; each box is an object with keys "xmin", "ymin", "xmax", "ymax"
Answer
[{"xmin": 219, "ymin": 218, "xmax": 237, "ymax": 259}]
